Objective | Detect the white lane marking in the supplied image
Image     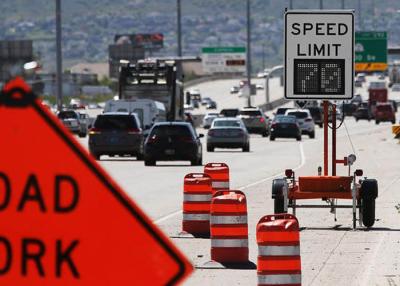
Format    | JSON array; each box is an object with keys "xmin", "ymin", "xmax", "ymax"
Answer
[
  {"xmin": 154, "ymin": 143, "xmax": 306, "ymax": 224},
  {"xmin": 237, "ymin": 142, "xmax": 305, "ymax": 190}
]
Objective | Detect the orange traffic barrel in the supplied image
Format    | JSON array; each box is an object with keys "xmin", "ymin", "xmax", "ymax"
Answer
[
  {"xmin": 204, "ymin": 163, "xmax": 230, "ymax": 193},
  {"xmin": 256, "ymin": 214, "xmax": 301, "ymax": 286},
  {"xmin": 182, "ymin": 173, "xmax": 213, "ymax": 235},
  {"xmin": 210, "ymin": 190, "xmax": 248, "ymax": 263}
]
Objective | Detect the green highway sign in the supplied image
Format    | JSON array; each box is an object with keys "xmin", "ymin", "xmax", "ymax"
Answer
[{"xmin": 355, "ymin": 31, "xmax": 387, "ymax": 72}]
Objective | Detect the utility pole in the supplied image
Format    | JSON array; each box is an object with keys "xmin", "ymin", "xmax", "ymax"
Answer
[
  {"xmin": 246, "ymin": 0, "xmax": 252, "ymax": 107},
  {"xmin": 56, "ymin": 0, "xmax": 63, "ymax": 111},
  {"xmin": 358, "ymin": 0, "xmax": 363, "ymax": 30},
  {"xmin": 177, "ymin": 0, "xmax": 182, "ymax": 57}
]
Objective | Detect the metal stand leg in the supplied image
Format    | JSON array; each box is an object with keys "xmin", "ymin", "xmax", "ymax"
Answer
[
  {"xmin": 352, "ymin": 181, "xmax": 357, "ymax": 229},
  {"xmin": 293, "ymin": 199, "xmax": 296, "ymax": 216}
]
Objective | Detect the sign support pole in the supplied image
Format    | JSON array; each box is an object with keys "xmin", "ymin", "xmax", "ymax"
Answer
[
  {"xmin": 332, "ymin": 104, "xmax": 337, "ymax": 176},
  {"xmin": 323, "ymin": 101, "xmax": 329, "ymax": 176}
]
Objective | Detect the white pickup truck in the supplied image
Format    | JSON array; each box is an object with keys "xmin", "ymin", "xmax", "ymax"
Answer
[{"xmin": 104, "ymin": 99, "xmax": 166, "ymax": 130}]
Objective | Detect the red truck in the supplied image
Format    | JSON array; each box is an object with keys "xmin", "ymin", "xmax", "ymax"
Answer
[{"xmin": 368, "ymin": 81, "xmax": 388, "ymax": 118}]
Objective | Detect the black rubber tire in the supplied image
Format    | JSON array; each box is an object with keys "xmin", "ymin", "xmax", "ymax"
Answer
[
  {"xmin": 262, "ymin": 131, "xmax": 269, "ymax": 137},
  {"xmin": 144, "ymin": 159, "xmax": 156, "ymax": 166},
  {"xmin": 270, "ymin": 135, "xmax": 275, "ymax": 141},
  {"xmin": 207, "ymin": 145, "xmax": 214, "ymax": 152},
  {"xmin": 362, "ymin": 198, "xmax": 376, "ymax": 227},
  {"xmin": 136, "ymin": 153, "xmax": 144, "ymax": 161},
  {"xmin": 243, "ymin": 144, "xmax": 250, "ymax": 152},
  {"xmin": 392, "ymin": 120, "xmax": 396, "ymax": 124},
  {"xmin": 296, "ymin": 136, "xmax": 302, "ymax": 141},
  {"xmin": 309, "ymin": 131, "xmax": 315, "ymax": 139},
  {"xmin": 356, "ymin": 118, "xmax": 359, "ymax": 122},
  {"xmin": 319, "ymin": 123, "xmax": 323, "ymax": 128},
  {"xmin": 78, "ymin": 132, "xmax": 87, "ymax": 138},
  {"xmin": 274, "ymin": 197, "xmax": 285, "ymax": 214},
  {"xmin": 375, "ymin": 120, "xmax": 379, "ymax": 125}
]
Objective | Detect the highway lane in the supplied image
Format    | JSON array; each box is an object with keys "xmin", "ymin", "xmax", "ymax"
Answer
[{"xmin": 73, "ymin": 76, "xmax": 400, "ymax": 285}]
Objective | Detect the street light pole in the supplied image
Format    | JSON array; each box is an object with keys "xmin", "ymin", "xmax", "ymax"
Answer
[
  {"xmin": 341, "ymin": 0, "xmax": 345, "ymax": 9},
  {"xmin": 246, "ymin": 0, "xmax": 252, "ymax": 107},
  {"xmin": 319, "ymin": 0, "xmax": 323, "ymax": 9},
  {"xmin": 289, "ymin": 0, "xmax": 293, "ymax": 10},
  {"xmin": 56, "ymin": 0, "xmax": 63, "ymax": 111},
  {"xmin": 177, "ymin": 0, "xmax": 182, "ymax": 57}
]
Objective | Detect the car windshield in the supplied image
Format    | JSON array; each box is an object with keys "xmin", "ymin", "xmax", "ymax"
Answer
[
  {"xmin": 276, "ymin": 108, "xmax": 291, "ymax": 115},
  {"xmin": 239, "ymin": 110, "xmax": 261, "ymax": 116},
  {"xmin": 214, "ymin": 120, "xmax": 241, "ymax": 127},
  {"xmin": 151, "ymin": 125, "xmax": 193, "ymax": 137},
  {"xmin": 220, "ymin": 109, "xmax": 239, "ymax": 117},
  {"xmin": 307, "ymin": 108, "xmax": 321, "ymax": 116},
  {"xmin": 287, "ymin": 111, "xmax": 308, "ymax": 119},
  {"xmin": 58, "ymin": 111, "xmax": 77, "ymax": 119},
  {"xmin": 94, "ymin": 115, "xmax": 138, "ymax": 130}
]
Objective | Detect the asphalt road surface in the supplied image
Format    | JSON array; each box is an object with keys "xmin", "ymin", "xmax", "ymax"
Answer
[{"xmin": 75, "ymin": 77, "xmax": 400, "ymax": 285}]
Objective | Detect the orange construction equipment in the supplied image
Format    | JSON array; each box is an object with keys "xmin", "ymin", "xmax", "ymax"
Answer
[
  {"xmin": 182, "ymin": 173, "xmax": 213, "ymax": 235},
  {"xmin": 204, "ymin": 162, "xmax": 230, "ymax": 194},
  {"xmin": 210, "ymin": 190, "xmax": 248, "ymax": 263},
  {"xmin": 256, "ymin": 214, "xmax": 301, "ymax": 286}
]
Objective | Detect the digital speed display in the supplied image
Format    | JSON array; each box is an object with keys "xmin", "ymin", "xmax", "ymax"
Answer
[{"xmin": 293, "ymin": 59, "xmax": 345, "ymax": 95}]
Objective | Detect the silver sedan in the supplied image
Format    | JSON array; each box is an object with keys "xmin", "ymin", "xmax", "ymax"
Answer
[{"xmin": 206, "ymin": 118, "xmax": 250, "ymax": 152}]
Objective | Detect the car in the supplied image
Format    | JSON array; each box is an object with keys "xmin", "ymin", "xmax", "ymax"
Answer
[
  {"xmin": 184, "ymin": 103, "xmax": 194, "ymax": 111},
  {"xmin": 207, "ymin": 118, "xmax": 250, "ymax": 152},
  {"xmin": 356, "ymin": 73, "xmax": 366, "ymax": 83},
  {"xmin": 238, "ymin": 107, "xmax": 270, "ymax": 137},
  {"xmin": 375, "ymin": 103, "xmax": 396, "ymax": 124},
  {"xmin": 202, "ymin": 113, "xmax": 219, "ymax": 129},
  {"xmin": 285, "ymin": 109, "xmax": 315, "ymax": 138},
  {"xmin": 270, "ymin": 115, "xmax": 301, "ymax": 141},
  {"xmin": 88, "ymin": 112, "xmax": 144, "ymax": 160},
  {"xmin": 206, "ymin": 100, "xmax": 217, "ymax": 109},
  {"xmin": 220, "ymin": 108, "xmax": 240, "ymax": 117},
  {"xmin": 341, "ymin": 102, "xmax": 358, "ymax": 117},
  {"xmin": 306, "ymin": 107, "xmax": 323, "ymax": 128},
  {"xmin": 230, "ymin": 86, "xmax": 239, "ymax": 94},
  {"xmin": 256, "ymin": 84, "xmax": 264, "ymax": 90},
  {"xmin": 201, "ymin": 97, "xmax": 212, "ymax": 105},
  {"xmin": 143, "ymin": 122, "xmax": 203, "ymax": 166},
  {"xmin": 57, "ymin": 110, "xmax": 87, "ymax": 138},
  {"xmin": 275, "ymin": 107, "xmax": 294, "ymax": 116},
  {"xmin": 354, "ymin": 78, "xmax": 363, "ymax": 88},
  {"xmin": 353, "ymin": 106, "xmax": 372, "ymax": 121},
  {"xmin": 392, "ymin": 83, "xmax": 400, "ymax": 92}
]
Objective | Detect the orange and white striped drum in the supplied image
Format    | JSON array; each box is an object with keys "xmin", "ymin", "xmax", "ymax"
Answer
[
  {"xmin": 256, "ymin": 214, "xmax": 301, "ymax": 286},
  {"xmin": 204, "ymin": 163, "xmax": 230, "ymax": 194},
  {"xmin": 182, "ymin": 173, "xmax": 213, "ymax": 235},
  {"xmin": 210, "ymin": 190, "xmax": 248, "ymax": 263}
]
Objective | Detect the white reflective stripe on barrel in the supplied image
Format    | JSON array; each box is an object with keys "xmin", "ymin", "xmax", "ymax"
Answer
[
  {"xmin": 212, "ymin": 181, "xmax": 229, "ymax": 188},
  {"xmin": 182, "ymin": 213, "xmax": 210, "ymax": 221},
  {"xmin": 258, "ymin": 274, "xmax": 301, "ymax": 285},
  {"xmin": 258, "ymin": 245, "xmax": 300, "ymax": 256},
  {"xmin": 210, "ymin": 215, "xmax": 247, "ymax": 225},
  {"xmin": 184, "ymin": 194, "xmax": 212, "ymax": 202},
  {"xmin": 211, "ymin": 239, "xmax": 248, "ymax": 248}
]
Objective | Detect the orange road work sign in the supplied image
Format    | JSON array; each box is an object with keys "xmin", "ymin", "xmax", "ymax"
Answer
[{"xmin": 0, "ymin": 78, "xmax": 192, "ymax": 285}]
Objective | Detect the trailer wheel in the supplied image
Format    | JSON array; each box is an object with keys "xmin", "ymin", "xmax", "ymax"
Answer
[
  {"xmin": 360, "ymin": 179, "xmax": 378, "ymax": 228},
  {"xmin": 274, "ymin": 197, "xmax": 285, "ymax": 213},
  {"xmin": 272, "ymin": 179, "xmax": 288, "ymax": 214},
  {"xmin": 362, "ymin": 198, "xmax": 375, "ymax": 227}
]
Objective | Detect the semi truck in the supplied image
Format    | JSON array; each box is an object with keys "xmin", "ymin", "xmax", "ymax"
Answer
[{"xmin": 118, "ymin": 59, "xmax": 184, "ymax": 121}]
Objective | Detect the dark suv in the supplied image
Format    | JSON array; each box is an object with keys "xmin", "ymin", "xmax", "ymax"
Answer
[
  {"xmin": 89, "ymin": 112, "xmax": 144, "ymax": 160},
  {"xmin": 144, "ymin": 122, "xmax": 203, "ymax": 166}
]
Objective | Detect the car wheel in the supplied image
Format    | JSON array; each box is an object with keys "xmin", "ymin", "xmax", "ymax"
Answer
[
  {"xmin": 309, "ymin": 131, "xmax": 315, "ymax": 139},
  {"xmin": 270, "ymin": 135, "xmax": 275, "ymax": 141},
  {"xmin": 136, "ymin": 153, "xmax": 144, "ymax": 161},
  {"xmin": 392, "ymin": 120, "xmax": 396, "ymax": 124},
  {"xmin": 243, "ymin": 144, "xmax": 250, "ymax": 152},
  {"xmin": 144, "ymin": 159, "xmax": 156, "ymax": 166},
  {"xmin": 375, "ymin": 120, "xmax": 379, "ymax": 125},
  {"xmin": 92, "ymin": 153, "xmax": 100, "ymax": 160},
  {"xmin": 78, "ymin": 132, "xmax": 86, "ymax": 138},
  {"xmin": 355, "ymin": 118, "xmax": 359, "ymax": 122},
  {"xmin": 319, "ymin": 123, "xmax": 323, "ymax": 128},
  {"xmin": 262, "ymin": 130, "xmax": 269, "ymax": 137},
  {"xmin": 207, "ymin": 145, "xmax": 214, "ymax": 152},
  {"xmin": 296, "ymin": 135, "xmax": 302, "ymax": 141}
]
